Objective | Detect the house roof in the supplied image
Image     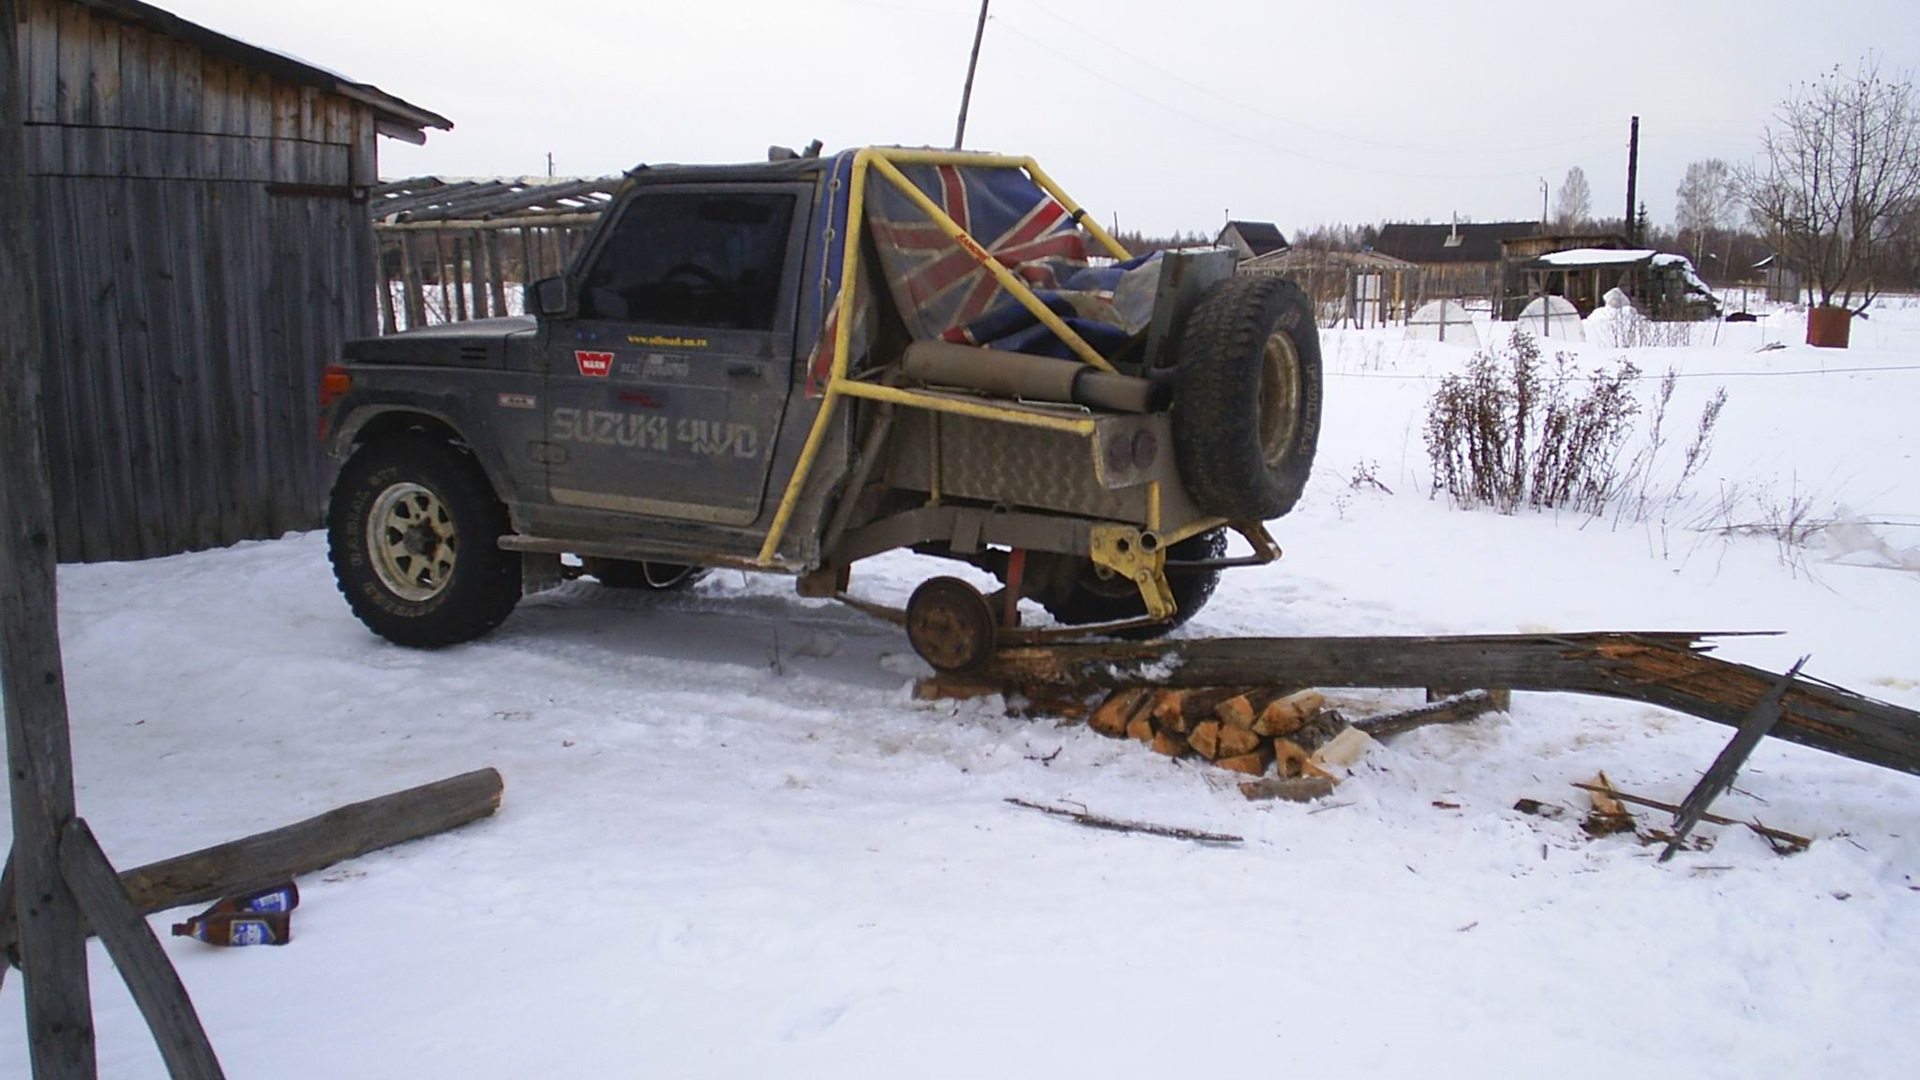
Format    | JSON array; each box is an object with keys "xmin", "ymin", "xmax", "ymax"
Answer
[
  {"xmin": 1373, "ymin": 221, "xmax": 1539, "ymax": 265},
  {"xmin": 73, "ymin": 0, "xmax": 452, "ymax": 141},
  {"xmin": 1219, "ymin": 220, "xmax": 1290, "ymax": 256}
]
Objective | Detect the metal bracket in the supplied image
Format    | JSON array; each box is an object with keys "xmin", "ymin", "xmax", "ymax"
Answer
[
  {"xmin": 1089, "ymin": 524, "xmax": 1174, "ymax": 621},
  {"xmin": 1659, "ymin": 655, "xmax": 1807, "ymax": 862}
]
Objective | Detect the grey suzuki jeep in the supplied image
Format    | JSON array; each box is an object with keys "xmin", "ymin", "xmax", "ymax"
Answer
[{"xmin": 320, "ymin": 147, "xmax": 1321, "ymax": 671}]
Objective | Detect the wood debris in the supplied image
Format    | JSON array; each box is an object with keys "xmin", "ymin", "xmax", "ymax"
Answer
[{"xmin": 1004, "ymin": 798, "xmax": 1242, "ymax": 844}]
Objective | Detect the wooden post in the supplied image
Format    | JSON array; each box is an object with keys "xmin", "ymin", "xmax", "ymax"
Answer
[
  {"xmin": 1, "ymin": 0, "xmax": 98, "ymax": 1070},
  {"xmin": 486, "ymin": 230, "xmax": 509, "ymax": 317}
]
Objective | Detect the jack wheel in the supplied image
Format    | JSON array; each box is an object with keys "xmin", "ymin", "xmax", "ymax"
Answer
[{"xmin": 906, "ymin": 576, "xmax": 998, "ymax": 673}]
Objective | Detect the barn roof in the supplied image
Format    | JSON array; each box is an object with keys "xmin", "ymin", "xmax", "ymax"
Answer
[
  {"xmin": 73, "ymin": 0, "xmax": 452, "ymax": 141},
  {"xmin": 1373, "ymin": 221, "xmax": 1539, "ymax": 265},
  {"xmin": 1220, "ymin": 220, "xmax": 1290, "ymax": 256}
]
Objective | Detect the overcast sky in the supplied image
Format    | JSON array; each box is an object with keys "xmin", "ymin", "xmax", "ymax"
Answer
[{"xmin": 163, "ymin": 0, "xmax": 1920, "ymax": 238}]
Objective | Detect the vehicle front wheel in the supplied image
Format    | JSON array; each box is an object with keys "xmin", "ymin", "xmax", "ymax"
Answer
[{"xmin": 327, "ymin": 435, "xmax": 521, "ymax": 647}]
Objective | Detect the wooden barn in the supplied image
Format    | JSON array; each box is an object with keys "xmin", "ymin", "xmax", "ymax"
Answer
[
  {"xmin": 1372, "ymin": 220, "xmax": 1539, "ymax": 303},
  {"xmin": 14, "ymin": 0, "xmax": 449, "ymax": 562},
  {"xmin": 1214, "ymin": 219, "xmax": 1289, "ymax": 262}
]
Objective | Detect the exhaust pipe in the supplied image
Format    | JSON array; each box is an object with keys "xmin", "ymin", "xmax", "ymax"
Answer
[{"xmin": 901, "ymin": 341, "xmax": 1167, "ymax": 414}]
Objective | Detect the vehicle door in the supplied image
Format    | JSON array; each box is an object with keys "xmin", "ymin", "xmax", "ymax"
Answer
[{"xmin": 541, "ymin": 184, "xmax": 808, "ymax": 526}]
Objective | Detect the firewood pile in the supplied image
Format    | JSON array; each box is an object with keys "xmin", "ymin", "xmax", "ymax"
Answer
[{"xmin": 1085, "ymin": 685, "xmax": 1372, "ymax": 784}]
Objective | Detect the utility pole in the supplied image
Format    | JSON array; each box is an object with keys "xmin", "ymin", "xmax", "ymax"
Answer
[
  {"xmin": 1539, "ymin": 178, "xmax": 1549, "ymax": 228},
  {"xmin": 951, "ymin": 0, "xmax": 991, "ymax": 150},
  {"xmin": 1624, "ymin": 115, "xmax": 1640, "ymax": 245}
]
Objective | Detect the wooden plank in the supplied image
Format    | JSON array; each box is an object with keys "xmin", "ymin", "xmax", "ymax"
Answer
[
  {"xmin": 86, "ymin": 8, "xmax": 119, "ymax": 129},
  {"xmin": 978, "ymin": 634, "xmax": 1920, "ymax": 778},
  {"xmin": 111, "ymin": 11, "xmax": 150, "ymax": 130},
  {"xmin": 486, "ymin": 228, "xmax": 509, "ymax": 315},
  {"xmin": 230, "ymin": 181, "xmax": 273, "ymax": 540},
  {"xmin": 0, "ymin": 1, "xmax": 97, "ymax": 1069},
  {"xmin": 58, "ymin": 819, "xmax": 225, "ymax": 1080},
  {"xmin": 53, "ymin": 0, "xmax": 88, "ymax": 126},
  {"xmin": 24, "ymin": 176, "xmax": 84, "ymax": 561},
  {"xmin": 168, "ymin": 181, "xmax": 220, "ymax": 550},
  {"xmin": 20, "ymin": 0, "xmax": 60, "ymax": 125},
  {"xmin": 115, "ymin": 174, "xmax": 174, "ymax": 557},
  {"xmin": 27, "ymin": 769, "xmax": 502, "ymax": 934}
]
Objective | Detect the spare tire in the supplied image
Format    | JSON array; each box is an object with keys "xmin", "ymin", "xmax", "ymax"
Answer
[{"xmin": 1171, "ymin": 276, "xmax": 1322, "ymax": 521}]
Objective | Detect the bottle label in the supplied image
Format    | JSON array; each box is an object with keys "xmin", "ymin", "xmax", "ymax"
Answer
[
  {"xmin": 242, "ymin": 889, "xmax": 294, "ymax": 912},
  {"xmin": 229, "ymin": 920, "xmax": 273, "ymax": 946}
]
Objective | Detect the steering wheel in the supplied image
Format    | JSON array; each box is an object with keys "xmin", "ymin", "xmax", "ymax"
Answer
[{"xmin": 663, "ymin": 262, "xmax": 722, "ymax": 287}]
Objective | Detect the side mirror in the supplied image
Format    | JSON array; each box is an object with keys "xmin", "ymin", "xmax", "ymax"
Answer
[{"xmin": 530, "ymin": 276, "xmax": 573, "ymax": 317}]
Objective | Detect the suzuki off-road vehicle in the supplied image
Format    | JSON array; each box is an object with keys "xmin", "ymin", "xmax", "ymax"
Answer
[{"xmin": 320, "ymin": 147, "xmax": 1321, "ymax": 671}]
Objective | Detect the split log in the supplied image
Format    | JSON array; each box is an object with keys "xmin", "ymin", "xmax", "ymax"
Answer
[
  {"xmin": 975, "ymin": 633, "xmax": 1920, "ymax": 778},
  {"xmin": 1353, "ymin": 690, "xmax": 1499, "ymax": 739},
  {"xmin": 1187, "ymin": 720, "xmax": 1222, "ymax": 760},
  {"xmin": 1215, "ymin": 686, "xmax": 1292, "ymax": 730},
  {"xmin": 1150, "ymin": 730, "xmax": 1190, "ymax": 758},
  {"xmin": 1125, "ymin": 714, "xmax": 1155, "ymax": 743},
  {"xmin": 3, "ymin": 768, "xmax": 504, "ymax": 962},
  {"xmin": 1290, "ymin": 710, "xmax": 1351, "ymax": 755},
  {"xmin": 1273, "ymin": 740, "xmax": 1338, "ymax": 781},
  {"xmin": 1312, "ymin": 726, "xmax": 1374, "ymax": 768},
  {"xmin": 1152, "ymin": 686, "xmax": 1260, "ymax": 733},
  {"xmin": 1253, "ymin": 690, "xmax": 1326, "ymax": 737},
  {"xmin": 1240, "ymin": 777, "xmax": 1337, "ymax": 803},
  {"xmin": 1215, "ymin": 748, "xmax": 1274, "ymax": 777},
  {"xmin": 1215, "ymin": 724, "xmax": 1263, "ymax": 760},
  {"xmin": 1089, "ymin": 688, "xmax": 1151, "ymax": 738}
]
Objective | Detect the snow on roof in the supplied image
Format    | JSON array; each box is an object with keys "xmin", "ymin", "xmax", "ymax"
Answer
[{"xmin": 1534, "ymin": 248, "xmax": 1658, "ymax": 267}]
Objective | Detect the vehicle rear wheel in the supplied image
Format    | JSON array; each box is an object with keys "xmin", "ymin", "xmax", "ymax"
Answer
[
  {"xmin": 1035, "ymin": 528, "xmax": 1226, "ymax": 639},
  {"xmin": 905, "ymin": 576, "xmax": 999, "ymax": 673},
  {"xmin": 328, "ymin": 435, "xmax": 521, "ymax": 647},
  {"xmin": 585, "ymin": 558, "xmax": 709, "ymax": 591},
  {"xmin": 1171, "ymin": 276, "xmax": 1322, "ymax": 521}
]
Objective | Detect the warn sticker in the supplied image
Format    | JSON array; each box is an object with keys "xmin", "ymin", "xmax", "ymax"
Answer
[{"xmin": 574, "ymin": 350, "xmax": 614, "ymax": 378}]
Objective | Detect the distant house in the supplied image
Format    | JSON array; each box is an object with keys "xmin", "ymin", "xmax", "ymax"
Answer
[
  {"xmin": 1239, "ymin": 247, "xmax": 1417, "ymax": 328},
  {"xmin": 15, "ymin": 0, "xmax": 449, "ymax": 562},
  {"xmin": 1498, "ymin": 232, "xmax": 1629, "ymax": 318},
  {"xmin": 1372, "ymin": 220, "xmax": 1539, "ymax": 301},
  {"xmin": 1216, "ymin": 220, "xmax": 1290, "ymax": 261},
  {"xmin": 1515, "ymin": 248, "xmax": 1720, "ymax": 320}
]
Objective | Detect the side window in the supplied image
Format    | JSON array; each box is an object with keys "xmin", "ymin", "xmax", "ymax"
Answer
[{"xmin": 578, "ymin": 191, "xmax": 797, "ymax": 330}]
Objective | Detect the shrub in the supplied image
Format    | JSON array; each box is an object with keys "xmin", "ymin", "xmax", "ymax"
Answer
[{"xmin": 1424, "ymin": 327, "xmax": 1643, "ymax": 515}]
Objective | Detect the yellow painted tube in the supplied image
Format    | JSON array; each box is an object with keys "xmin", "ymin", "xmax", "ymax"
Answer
[
  {"xmin": 868, "ymin": 155, "xmax": 1117, "ymax": 375},
  {"xmin": 838, "ymin": 381, "xmax": 1098, "ymax": 434},
  {"xmin": 1021, "ymin": 158, "xmax": 1132, "ymax": 261},
  {"xmin": 757, "ymin": 149, "xmax": 877, "ymax": 564}
]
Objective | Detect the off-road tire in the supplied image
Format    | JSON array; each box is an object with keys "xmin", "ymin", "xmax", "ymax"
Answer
[
  {"xmin": 1038, "ymin": 528, "xmax": 1227, "ymax": 639},
  {"xmin": 585, "ymin": 558, "xmax": 710, "ymax": 591},
  {"xmin": 328, "ymin": 435, "xmax": 521, "ymax": 647},
  {"xmin": 1172, "ymin": 276, "xmax": 1322, "ymax": 521}
]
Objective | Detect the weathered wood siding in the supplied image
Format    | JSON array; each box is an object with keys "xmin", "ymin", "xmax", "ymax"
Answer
[{"xmin": 17, "ymin": 0, "xmax": 378, "ymax": 561}]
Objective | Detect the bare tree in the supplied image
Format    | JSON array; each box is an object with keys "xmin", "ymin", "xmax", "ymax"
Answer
[
  {"xmin": 1553, "ymin": 166, "xmax": 1592, "ymax": 229},
  {"xmin": 1675, "ymin": 158, "xmax": 1735, "ymax": 264},
  {"xmin": 1740, "ymin": 56, "xmax": 1920, "ymax": 311}
]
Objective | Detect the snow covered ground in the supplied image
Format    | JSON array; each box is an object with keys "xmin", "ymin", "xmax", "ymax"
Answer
[{"xmin": 5, "ymin": 300, "xmax": 1920, "ymax": 1078}]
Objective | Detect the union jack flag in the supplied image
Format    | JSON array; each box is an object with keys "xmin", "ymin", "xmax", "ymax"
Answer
[{"xmin": 866, "ymin": 163, "xmax": 1090, "ymax": 344}]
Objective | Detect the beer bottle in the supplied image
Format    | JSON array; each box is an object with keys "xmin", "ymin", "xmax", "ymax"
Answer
[
  {"xmin": 172, "ymin": 909, "xmax": 292, "ymax": 947},
  {"xmin": 203, "ymin": 881, "xmax": 300, "ymax": 915}
]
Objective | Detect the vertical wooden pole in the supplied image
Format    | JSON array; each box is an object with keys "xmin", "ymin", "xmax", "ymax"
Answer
[{"xmin": 0, "ymin": 2, "xmax": 99, "ymax": 1074}]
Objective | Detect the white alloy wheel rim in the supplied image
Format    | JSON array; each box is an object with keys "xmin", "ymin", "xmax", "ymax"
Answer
[{"xmin": 368, "ymin": 481, "xmax": 457, "ymax": 602}]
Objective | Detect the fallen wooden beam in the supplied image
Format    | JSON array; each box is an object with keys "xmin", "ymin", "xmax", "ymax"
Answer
[
  {"xmin": 1354, "ymin": 690, "xmax": 1501, "ymax": 739},
  {"xmin": 4, "ymin": 768, "xmax": 503, "ymax": 964},
  {"xmin": 973, "ymin": 633, "xmax": 1920, "ymax": 778}
]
